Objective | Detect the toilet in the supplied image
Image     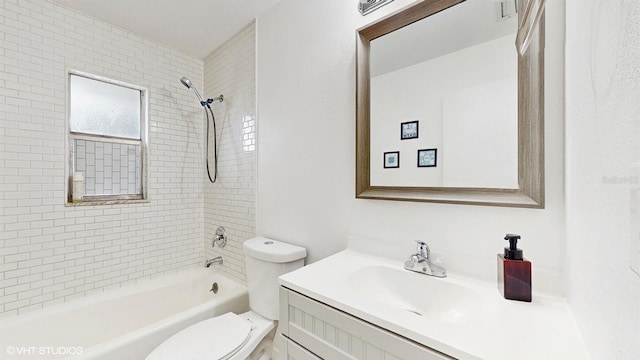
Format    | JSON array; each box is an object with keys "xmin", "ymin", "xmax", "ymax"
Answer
[{"xmin": 146, "ymin": 237, "xmax": 306, "ymax": 360}]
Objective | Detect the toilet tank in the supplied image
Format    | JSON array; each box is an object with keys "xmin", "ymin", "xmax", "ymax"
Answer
[{"xmin": 243, "ymin": 237, "xmax": 306, "ymax": 320}]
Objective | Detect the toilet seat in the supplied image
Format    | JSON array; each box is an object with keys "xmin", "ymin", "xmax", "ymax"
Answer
[
  {"xmin": 146, "ymin": 312, "xmax": 251, "ymax": 360},
  {"xmin": 146, "ymin": 311, "xmax": 274, "ymax": 360}
]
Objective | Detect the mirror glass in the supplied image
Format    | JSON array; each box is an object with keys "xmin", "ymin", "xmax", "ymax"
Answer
[
  {"xmin": 356, "ymin": 0, "xmax": 545, "ymax": 208},
  {"xmin": 369, "ymin": 1, "xmax": 518, "ymax": 188}
]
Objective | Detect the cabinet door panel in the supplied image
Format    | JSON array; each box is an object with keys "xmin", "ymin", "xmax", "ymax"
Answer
[
  {"xmin": 280, "ymin": 287, "xmax": 455, "ymax": 360},
  {"xmin": 282, "ymin": 335, "xmax": 323, "ymax": 360}
]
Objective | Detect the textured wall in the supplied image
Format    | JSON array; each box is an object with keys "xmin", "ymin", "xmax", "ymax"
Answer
[
  {"xmin": 0, "ymin": 0, "xmax": 205, "ymax": 314},
  {"xmin": 565, "ymin": 0, "xmax": 640, "ymax": 358},
  {"xmin": 203, "ymin": 23, "xmax": 256, "ymax": 284}
]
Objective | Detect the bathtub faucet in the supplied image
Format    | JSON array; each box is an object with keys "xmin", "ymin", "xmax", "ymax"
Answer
[{"xmin": 205, "ymin": 256, "xmax": 223, "ymax": 268}]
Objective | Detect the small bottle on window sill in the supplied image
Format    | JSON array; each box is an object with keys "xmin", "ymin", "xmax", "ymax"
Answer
[{"xmin": 72, "ymin": 172, "xmax": 84, "ymax": 202}]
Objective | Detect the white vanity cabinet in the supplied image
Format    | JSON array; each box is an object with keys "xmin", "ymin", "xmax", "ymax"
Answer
[{"xmin": 279, "ymin": 286, "xmax": 455, "ymax": 360}]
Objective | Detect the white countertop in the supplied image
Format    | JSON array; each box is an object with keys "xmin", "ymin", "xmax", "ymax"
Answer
[{"xmin": 279, "ymin": 249, "xmax": 587, "ymax": 360}]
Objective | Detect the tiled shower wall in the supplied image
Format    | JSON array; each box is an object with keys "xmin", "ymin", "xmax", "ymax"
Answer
[
  {"xmin": 0, "ymin": 0, "xmax": 205, "ymax": 314},
  {"xmin": 203, "ymin": 23, "xmax": 256, "ymax": 284}
]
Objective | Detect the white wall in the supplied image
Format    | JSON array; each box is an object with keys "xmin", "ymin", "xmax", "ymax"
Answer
[
  {"xmin": 257, "ymin": 0, "xmax": 567, "ymax": 296},
  {"xmin": 203, "ymin": 22, "xmax": 257, "ymax": 284},
  {"xmin": 565, "ymin": 0, "xmax": 640, "ymax": 358},
  {"xmin": 0, "ymin": 0, "xmax": 205, "ymax": 314}
]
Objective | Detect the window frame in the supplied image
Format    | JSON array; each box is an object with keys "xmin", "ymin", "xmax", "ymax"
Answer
[{"xmin": 66, "ymin": 70, "xmax": 149, "ymax": 206}]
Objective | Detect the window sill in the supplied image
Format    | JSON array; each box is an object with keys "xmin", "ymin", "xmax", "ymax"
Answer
[{"xmin": 65, "ymin": 199, "xmax": 149, "ymax": 207}]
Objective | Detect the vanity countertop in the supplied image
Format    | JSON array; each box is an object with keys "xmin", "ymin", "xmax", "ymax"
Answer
[{"xmin": 278, "ymin": 249, "xmax": 587, "ymax": 360}]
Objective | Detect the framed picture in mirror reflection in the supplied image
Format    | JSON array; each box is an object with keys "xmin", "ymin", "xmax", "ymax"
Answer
[
  {"xmin": 417, "ymin": 148, "xmax": 437, "ymax": 167},
  {"xmin": 400, "ymin": 121, "xmax": 419, "ymax": 140},
  {"xmin": 384, "ymin": 151, "xmax": 400, "ymax": 168}
]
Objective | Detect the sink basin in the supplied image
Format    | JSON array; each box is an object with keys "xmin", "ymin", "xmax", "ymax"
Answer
[{"xmin": 347, "ymin": 265, "xmax": 481, "ymax": 324}]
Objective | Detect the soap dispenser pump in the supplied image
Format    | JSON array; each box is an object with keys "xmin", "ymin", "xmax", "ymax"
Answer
[{"xmin": 497, "ymin": 234, "xmax": 532, "ymax": 302}]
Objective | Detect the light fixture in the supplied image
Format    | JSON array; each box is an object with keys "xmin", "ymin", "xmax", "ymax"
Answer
[{"xmin": 359, "ymin": 0, "xmax": 393, "ymax": 16}]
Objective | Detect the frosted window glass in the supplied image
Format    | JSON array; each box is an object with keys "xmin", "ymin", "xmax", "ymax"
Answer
[{"xmin": 70, "ymin": 75, "xmax": 141, "ymax": 139}]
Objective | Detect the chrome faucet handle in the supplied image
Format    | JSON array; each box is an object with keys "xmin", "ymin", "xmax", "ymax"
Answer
[
  {"xmin": 405, "ymin": 241, "xmax": 446, "ymax": 278},
  {"xmin": 415, "ymin": 240, "xmax": 430, "ymax": 259},
  {"xmin": 212, "ymin": 226, "xmax": 227, "ymax": 248}
]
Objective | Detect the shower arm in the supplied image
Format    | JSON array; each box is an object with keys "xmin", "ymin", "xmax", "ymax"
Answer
[{"xmin": 200, "ymin": 95, "xmax": 224, "ymax": 108}]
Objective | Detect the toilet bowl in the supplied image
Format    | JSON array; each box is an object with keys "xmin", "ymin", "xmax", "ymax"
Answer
[{"xmin": 146, "ymin": 237, "xmax": 306, "ymax": 360}]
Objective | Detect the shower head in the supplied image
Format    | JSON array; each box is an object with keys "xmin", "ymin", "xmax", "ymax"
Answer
[
  {"xmin": 180, "ymin": 77, "xmax": 193, "ymax": 89},
  {"xmin": 179, "ymin": 76, "xmax": 204, "ymax": 103}
]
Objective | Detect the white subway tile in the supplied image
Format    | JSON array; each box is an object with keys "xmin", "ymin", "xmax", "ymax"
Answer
[
  {"xmin": 203, "ymin": 22, "xmax": 256, "ymax": 285},
  {"xmin": 0, "ymin": 0, "xmax": 206, "ymax": 313}
]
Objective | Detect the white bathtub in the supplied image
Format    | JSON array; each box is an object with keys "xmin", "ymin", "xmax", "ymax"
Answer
[{"xmin": 0, "ymin": 269, "xmax": 249, "ymax": 360}]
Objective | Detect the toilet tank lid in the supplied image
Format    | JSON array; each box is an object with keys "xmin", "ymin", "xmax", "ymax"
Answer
[{"xmin": 243, "ymin": 237, "xmax": 307, "ymax": 263}]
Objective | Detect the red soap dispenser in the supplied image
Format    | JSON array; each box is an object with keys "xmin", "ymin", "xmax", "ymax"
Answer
[{"xmin": 497, "ymin": 234, "xmax": 532, "ymax": 302}]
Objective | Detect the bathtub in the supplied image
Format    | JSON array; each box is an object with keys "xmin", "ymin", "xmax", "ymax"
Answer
[{"xmin": 0, "ymin": 269, "xmax": 249, "ymax": 360}]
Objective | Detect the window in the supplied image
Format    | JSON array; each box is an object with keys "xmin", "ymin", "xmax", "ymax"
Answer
[{"xmin": 67, "ymin": 72, "xmax": 148, "ymax": 204}]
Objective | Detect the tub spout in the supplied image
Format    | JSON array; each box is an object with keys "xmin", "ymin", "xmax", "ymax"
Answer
[{"xmin": 205, "ymin": 256, "xmax": 223, "ymax": 268}]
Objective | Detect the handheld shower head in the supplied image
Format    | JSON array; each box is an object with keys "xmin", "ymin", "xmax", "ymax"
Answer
[
  {"xmin": 180, "ymin": 77, "xmax": 192, "ymax": 89},
  {"xmin": 179, "ymin": 76, "xmax": 204, "ymax": 103}
]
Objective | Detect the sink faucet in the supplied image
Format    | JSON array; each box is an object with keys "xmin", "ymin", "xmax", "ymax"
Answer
[
  {"xmin": 404, "ymin": 241, "xmax": 446, "ymax": 278},
  {"xmin": 205, "ymin": 256, "xmax": 223, "ymax": 268}
]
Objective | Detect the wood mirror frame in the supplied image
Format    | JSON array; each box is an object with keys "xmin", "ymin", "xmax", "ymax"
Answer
[{"xmin": 356, "ymin": 0, "xmax": 545, "ymax": 208}]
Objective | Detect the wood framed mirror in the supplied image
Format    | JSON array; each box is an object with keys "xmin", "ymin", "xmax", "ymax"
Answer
[{"xmin": 356, "ymin": 0, "xmax": 545, "ymax": 208}]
